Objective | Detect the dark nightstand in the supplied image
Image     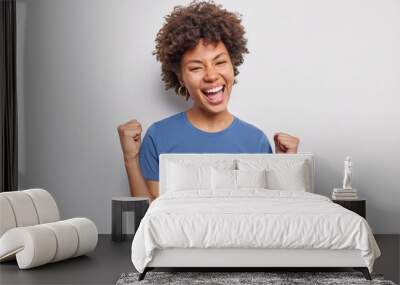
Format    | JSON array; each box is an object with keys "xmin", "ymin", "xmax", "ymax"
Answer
[
  {"xmin": 332, "ymin": 199, "xmax": 366, "ymax": 219},
  {"xmin": 111, "ymin": 197, "xmax": 150, "ymax": 242}
]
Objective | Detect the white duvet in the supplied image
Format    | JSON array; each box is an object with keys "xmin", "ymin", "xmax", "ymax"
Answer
[{"xmin": 131, "ymin": 189, "xmax": 381, "ymax": 273}]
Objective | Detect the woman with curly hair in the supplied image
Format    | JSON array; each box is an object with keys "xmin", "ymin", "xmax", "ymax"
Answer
[{"xmin": 117, "ymin": 1, "xmax": 300, "ymax": 200}]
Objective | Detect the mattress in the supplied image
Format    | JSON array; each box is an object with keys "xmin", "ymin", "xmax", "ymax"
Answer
[{"xmin": 131, "ymin": 189, "xmax": 381, "ymax": 273}]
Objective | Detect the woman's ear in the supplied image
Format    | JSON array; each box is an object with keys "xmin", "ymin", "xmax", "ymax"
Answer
[{"xmin": 176, "ymin": 73, "xmax": 183, "ymax": 87}]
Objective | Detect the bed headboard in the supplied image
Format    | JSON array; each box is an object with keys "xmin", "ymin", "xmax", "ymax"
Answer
[{"xmin": 159, "ymin": 152, "xmax": 315, "ymax": 195}]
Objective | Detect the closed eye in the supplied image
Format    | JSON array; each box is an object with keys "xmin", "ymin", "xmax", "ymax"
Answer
[{"xmin": 217, "ymin": 61, "xmax": 226, "ymax": 65}]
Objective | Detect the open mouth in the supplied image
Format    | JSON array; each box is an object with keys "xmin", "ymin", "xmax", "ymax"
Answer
[{"xmin": 201, "ymin": 85, "xmax": 225, "ymax": 104}]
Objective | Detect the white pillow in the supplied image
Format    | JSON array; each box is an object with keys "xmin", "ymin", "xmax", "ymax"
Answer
[
  {"xmin": 236, "ymin": 169, "xmax": 268, "ymax": 189},
  {"xmin": 211, "ymin": 168, "xmax": 268, "ymax": 190},
  {"xmin": 211, "ymin": 168, "xmax": 237, "ymax": 190},
  {"xmin": 166, "ymin": 161, "xmax": 212, "ymax": 191},
  {"xmin": 237, "ymin": 159, "xmax": 308, "ymax": 191},
  {"xmin": 266, "ymin": 167, "xmax": 306, "ymax": 191}
]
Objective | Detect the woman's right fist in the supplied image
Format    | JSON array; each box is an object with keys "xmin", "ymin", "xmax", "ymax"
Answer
[{"xmin": 117, "ymin": 119, "xmax": 142, "ymax": 161}]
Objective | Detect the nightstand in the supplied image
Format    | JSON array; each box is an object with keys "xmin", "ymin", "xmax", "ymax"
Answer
[
  {"xmin": 111, "ymin": 197, "xmax": 150, "ymax": 242},
  {"xmin": 332, "ymin": 199, "xmax": 366, "ymax": 219}
]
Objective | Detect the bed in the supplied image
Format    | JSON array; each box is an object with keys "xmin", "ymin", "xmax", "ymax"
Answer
[{"xmin": 131, "ymin": 153, "xmax": 381, "ymax": 281}]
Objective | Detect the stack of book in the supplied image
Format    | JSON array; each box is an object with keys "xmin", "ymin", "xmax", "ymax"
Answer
[{"xmin": 332, "ymin": 188, "xmax": 358, "ymax": 200}]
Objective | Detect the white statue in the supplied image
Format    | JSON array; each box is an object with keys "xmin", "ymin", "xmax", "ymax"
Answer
[{"xmin": 342, "ymin": 156, "xmax": 352, "ymax": 190}]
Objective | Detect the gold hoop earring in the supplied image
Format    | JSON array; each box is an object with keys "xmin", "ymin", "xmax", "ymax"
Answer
[
  {"xmin": 178, "ymin": 86, "xmax": 184, "ymax": 97},
  {"xmin": 178, "ymin": 85, "xmax": 190, "ymax": 99}
]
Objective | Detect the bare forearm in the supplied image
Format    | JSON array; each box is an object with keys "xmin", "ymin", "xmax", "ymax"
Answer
[{"xmin": 124, "ymin": 157, "xmax": 153, "ymax": 198}]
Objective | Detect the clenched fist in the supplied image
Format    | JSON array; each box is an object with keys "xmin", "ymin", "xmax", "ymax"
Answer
[
  {"xmin": 273, "ymin": 132, "xmax": 300, "ymax": 154},
  {"xmin": 117, "ymin": 119, "xmax": 142, "ymax": 162}
]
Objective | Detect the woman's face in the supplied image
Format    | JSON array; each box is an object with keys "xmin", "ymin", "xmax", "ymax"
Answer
[{"xmin": 179, "ymin": 39, "xmax": 235, "ymax": 114}]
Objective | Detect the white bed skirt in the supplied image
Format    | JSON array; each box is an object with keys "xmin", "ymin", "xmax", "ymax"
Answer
[{"xmin": 147, "ymin": 248, "xmax": 366, "ymax": 268}]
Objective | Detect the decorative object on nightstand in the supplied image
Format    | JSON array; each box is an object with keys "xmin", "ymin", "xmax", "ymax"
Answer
[
  {"xmin": 332, "ymin": 199, "xmax": 366, "ymax": 219},
  {"xmin": 332, "ymin": 188, "xmax": 358, "ymax": 200},
  {"xmin": 112, "ymin": 197, "xmax": 150, "ymax": 242},
  {"xmin": 332, "ymin": 156, "xmax": 358, "ymax": 200}
]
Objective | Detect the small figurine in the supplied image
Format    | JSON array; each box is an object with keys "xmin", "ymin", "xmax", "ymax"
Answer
[{"xmin": 342, "ymin": 156, "xmax": 352, "ymax": 190}]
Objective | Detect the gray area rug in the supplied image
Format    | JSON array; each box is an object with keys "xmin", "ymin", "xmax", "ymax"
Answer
[{"xmin": 116, "ymin": 271, "xmax": 397, "ymax": 285}]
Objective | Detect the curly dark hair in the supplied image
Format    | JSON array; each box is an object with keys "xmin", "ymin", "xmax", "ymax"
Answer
[{"xmin": 153, "ymin": 0, "xmax": 249, "ymax": 101}]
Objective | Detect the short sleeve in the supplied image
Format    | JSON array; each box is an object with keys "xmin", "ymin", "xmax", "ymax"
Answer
[
  {"xmin": 139, "ymin": 125, "xmax": 159, "ymax": 181},
  {"xmin": 259, "ymin": 133, "xmax": 273, "ymax": 153}
]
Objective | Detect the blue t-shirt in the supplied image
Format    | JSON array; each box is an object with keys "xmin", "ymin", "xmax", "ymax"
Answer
[{"xmin": 139, "ymin": 111, "xmax": 273, "ymax": 181}]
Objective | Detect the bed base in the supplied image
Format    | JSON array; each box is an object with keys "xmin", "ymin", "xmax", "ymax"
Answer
[
  {"xmin": 138, "ymin": 266, "xmax": 371, "ymax": 281},
  {"xmin": 138, "ymin": 248, "xmax": 372, "ymax": 281}
]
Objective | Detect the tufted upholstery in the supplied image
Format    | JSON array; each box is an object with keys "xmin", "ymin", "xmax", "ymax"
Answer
[{"xmin": 0, "ymin": 189, "xmax": 97, "ymax": 269}]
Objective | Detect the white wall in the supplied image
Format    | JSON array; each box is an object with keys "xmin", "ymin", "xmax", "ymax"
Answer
[{"xmin": 17, "ymin": 0, "xmax": 400, "ymax": 234}]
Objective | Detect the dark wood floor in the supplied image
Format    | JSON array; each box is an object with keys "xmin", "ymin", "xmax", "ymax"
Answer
[
  {"xmin": 0, "ymin": 235, "xmax": 134, "ymax": 285},
  {"xmin": 0, "ymin": 234, "xmax": 398, "ymax": 285}
]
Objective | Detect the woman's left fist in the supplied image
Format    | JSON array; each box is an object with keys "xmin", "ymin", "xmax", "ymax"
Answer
[{"xmin": 273, "ymin": 132, "xmax": 300, "ymax": 154}]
